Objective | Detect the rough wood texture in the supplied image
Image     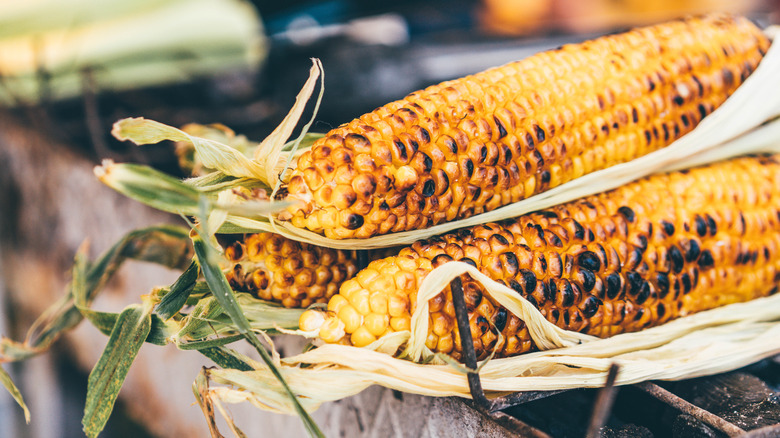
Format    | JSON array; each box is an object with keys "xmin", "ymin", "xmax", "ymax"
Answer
[{"xmin": 0, "ymin": 114, "xmax": 519, "ymax": 437}]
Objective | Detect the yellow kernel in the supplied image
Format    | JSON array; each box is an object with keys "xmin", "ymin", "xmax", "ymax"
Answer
[
  {"xmin": 299, "ymin": 310, "xmax": 325, "ymax": 332},
  {"xmin": 338, "ymin": 304, "xmax": 363, "ymax": 333},
  {"xmin": 388, "ymin": 295, "xmax": 409, "ymax": 317},
  {"xmin": 425, "ymin": 332, "xmax": 439, "ymax": 350},
  {"xmin": 390, "ymin": 315, "xmax": 411, "ymax": 331},
  {"xmin": 351, "ymin": 326, "xmax": 377, "ymax": 347},
  {"xmin": 356, "ymin": 268, "xmax": 380, "ymax": 287},
  {"xmin": 319, "ymin": 317, "xmax": 346, "ymax": 343},
  {"xmin": 365, "ymin": 313, "xmax": 389, "ymax": 337},
  {"xmin": 339, "ymin": 279, "xmax": 361, "ymax": 299},
  {"xmin": 369, "ymin": 293, "xmax": 388, "ymax": 314},
  {"xmin": 437, "ymin": 333, "xmax": 454, "ymax": 353},
  {"xmin": 348, "ymin": 289, "xmax": 372, "ymax": 315},
  {"xmin": 327, "ymin": 294, "xmax": 349, "ymax": 313}
]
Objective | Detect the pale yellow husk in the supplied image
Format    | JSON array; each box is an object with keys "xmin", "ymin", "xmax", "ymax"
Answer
[{"xmin": 203, "ymin": 261, "xmax": 780, "ymax": 415}]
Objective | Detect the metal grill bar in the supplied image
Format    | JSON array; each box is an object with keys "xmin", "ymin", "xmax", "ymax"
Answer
[{"xmin": 634, "ymin": 381, "xmax": 746, "ymax": 437}]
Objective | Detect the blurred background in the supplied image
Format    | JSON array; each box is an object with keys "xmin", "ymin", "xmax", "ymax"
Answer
[{"xmin": 0, "ymin": 0, "xmax": 778, "ymax": 437}]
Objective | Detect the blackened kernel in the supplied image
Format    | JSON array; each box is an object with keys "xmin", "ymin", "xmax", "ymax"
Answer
[
  {"xmin": 546, "ymin": 279, "xmax": 557, "ymax": 302},
  {"xmin": 494, "ymin": 308, "xmax": 507, "ymax": 332},
  {"xmin": 525, "ymin": 132, "xmax": 535, "ymax": 149},
  {"xmin": 634, "ymin": 308, "xmax": 645, "ymax": 322},
  {"xmin": 476, "ymin": 316, "xmax": 490, "ymax": 334},
  {"xmin": 618, "ymin": 206, "xmax": 636, "ymax": 223},
  {"xmin": 537, "ymin": 253, "xmax": 548, "ymax": 272},
  {"xmin": 534, "ymin": 124, "xmax": 546, "ymax": 143},
  {"xmin": 681, "ymin": 273, "xmax": 692, "ymax": 294},
  {"xmin": 698, "ymin": 103, "xmax": 708, "ymax": 120},
  {"xmin": 579, "ymin": 269, "xmax": 596, "ymax": 292},
  {"xmin": 526, "ymin": 295, "xmax": 538, "ymax": 307},
  {"xmin": 559, "ymin": 280, "xmax": 575, "ymax": 307},
  {"xmin": 509, "ymin": 279, "xmax": 524, "ymax": 295},
  {"xmin": 627, "ymin": 272, "xmax": 643, "ymax": 296},
  {"xmin": 634, "ymin": 235, "xmax": 648, "ymax": 251},
  {"xmin": 540, "ymin": 170, "xmax": 551, "ymax": 184},
  {"xmin": 635, "ymin": 282, "xmax": 651, "ymax": 304},
  {"xmin": 346, "ymin": 214, "xmax": 364, "ymax": 230},
  {"xmin": 656, "ymin": 272, "xmax": 670, "ymax": 298},
  {"xmin": 421, "ymin": 179, "xmax": 436, "ymax": 197},
  {"xmin": 578, "ymin": 251, "xmax": 602, "ymax": 271},
  {"xmin": 420, "ymin": 152, "xmax": 432, "ymax": 172},
  {"xmin": 669, "ymin": 246, "xmax": 684, "ymax": 273},
  {"xmin": 722, "ymin": 67, "xmax": 734, "ymax": 86},
  {"xmin": 705, "ymin": 214, "xmax": 717, "ymax": 236},
  {"xmin": 698, "ymin": 250, "xmax": 714, "ymax": 268},
  {"xmin": 685, "ymin": 239, "xmax": 701, "ymax": 263},
  {"xmin": 606, "ymin": 273, "xmax": 622, "ymax": 299},
  {"xmin": 419, "ymin": 127, "xmax": 431, "ymax": 144},
  {"xmin": 460, "ymin": 257, "xmax": 478, "ymax": 268},
  {"xmin": 581, "ymin": 296, "xmax": 602, "ymax": 318},
  {"xmin": 632, "ymin": 107, "xmax": 639, "ymax": 123},
  {"xmin": 492, "ymin": 234, "xmax": 509, "ymax": 245},
  {"xmin": 432, "ymin": 254, "xmax": 454, "ymax": 267},
  {"xmin": 661, "ymin": 220, "xmax": 675, "ymax": 236},
  {"xmin": 657, "ymin": 303, "xmax": 666, "ymax": 318},
  {"xmin": 572, "ymin": 220, "xmax": 585, "ymax": 240},
  {"xmin": 563, "ymin": 311, "xmax": 571, "ymax": 326},
  {"xmin": 550, "ymin": 309, "xmax": 560, "ymax": 322},
  {"xmin": 587, "ymin": 229, "xmax": 596, "ymax": 242},
  {"xmin": 494, "ymin": 116, "xmax": 507, "ymax": 139},
  {"xmin": 395, "ymin": 140, "xmax": 407, "ymax": 161},
  {"xmin": 519, "ymin": 269, "xmax": 537, "ymax": 293},
  {"xmin": 546, "ymin": 232, "xmax": 563, "ymax": 248},
  {"xmin": 464, "ymin": 159, "xmax": 474, "ymax": 178},
  {"xmin": 673, "ymin": 95, "xmax": 684, "ymax": 106},
  {"xmin": 501, "ymin": 252, "xmax": 519, "ymax": 273}
]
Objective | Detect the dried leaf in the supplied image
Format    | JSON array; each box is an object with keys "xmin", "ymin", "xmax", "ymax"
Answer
[{"xmin": 0, "ymin": 366, "xmax": 30, "ymax": 423}]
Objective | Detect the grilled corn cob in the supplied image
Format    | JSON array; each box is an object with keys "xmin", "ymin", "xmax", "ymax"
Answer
[
  {"xmin": 301, "ymin": 155, "xmax": 780, "ymax": 359},
  {"xmin": 222, "ymin": 233, "xmax": 359, "ymax": 308},
  {"xmin": 282, "ymin": 14, "xmax": 769, "ymax": 239}
]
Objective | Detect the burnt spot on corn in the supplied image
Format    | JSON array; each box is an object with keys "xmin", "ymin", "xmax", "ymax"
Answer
[
  {"xmin": 661, "ymin": 220, "xmax": 675, "ymax": 236},
  {"xmin": 578, "ymin": 251, "xmax": 602, "ymax": 271}
]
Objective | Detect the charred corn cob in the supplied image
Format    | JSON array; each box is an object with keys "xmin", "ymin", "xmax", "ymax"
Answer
[
  {"xmin": 282, "ymin": 14, "xmax": 769, "ymax": 239},
  {"xmin": 222, "ymin": 233, "xmax": 358, "ymax": 308},
  {"xmin": 301, "ymin": 155, "xmax": 780, "ymax": 359}
]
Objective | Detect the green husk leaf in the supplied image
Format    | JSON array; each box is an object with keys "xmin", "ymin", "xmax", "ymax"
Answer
[
  {"xmin": 95, "ymin": 161, "xmax": 203, "ymax": 215},
  {"xmin": 157, "ymin": 261, "xmax": 199, "ymax": 320},
  {"xmin": 191, "ymin": 204, "xmax": 323, "ymax": 438},
  {"xmin": 0, "ymin": 366, "xmax": 30, "ymax": 423},
  {"xmin": 113, "ymin": 118, "xmax": 266, "ymax": 180},
  {"xmin": 197, "ymin": 346, "xmax": 254, "ymax": 371},
  {"xmin": 78, "ymin": 307, "xmax": 171, "ymax": 347},
  {"xmin": 0, "ymin": 225, "xmax": 190, "ymax": 363},
  {"xmin": 82, "ymin": 301, "xmax": 154, "ymax": 438}
]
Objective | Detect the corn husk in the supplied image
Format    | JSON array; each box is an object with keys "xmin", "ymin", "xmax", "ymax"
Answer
[
  {"xmin": 202, "ymin": 261, "xmax": 780, "ymax": 415},
  {"xmin": 107, "ymin": 28, "xmax": 780, "ymax": 250},
  {"xmin": 0, "ymin": 0, "xmax": 266, "ymax": 105}
]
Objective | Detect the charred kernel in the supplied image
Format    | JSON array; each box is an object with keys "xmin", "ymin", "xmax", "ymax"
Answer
[
  {"xmin": 572, "ymin": 220, "xmax": 585, "ymax": 240},
  {"xmin": 476, "ymin": 316, "xmax": 490, "ymax": 334},
  {"xmin": 661, "ymin": 220, "xmax": 675, "ymax": 236},
  {"xmin": 681, "ymin": 272, "xmax": 692, "ymax": 294},
  {"xmin": 421, "ymin": 179, "xmax": 436, "ymax": 197},
  {"xmin": 501, "ymin": 252, "xmax": 519, "ymax": 274},
  {"xmin": 494, "ymin": 116, "xmax": 508, "ymax": 138},
  {"xmin": 540, "ymin": 170, "xmax": 551, "ymax": 184},
  {"xmin": 509, "ymin": 279, "xmax": 524, "ymax": 295},
  {"xmin": 606, "ymin": 273, "xmax": 621, "ymax": 299},
  {"xmin": 618, "ymin": 206, "xmax": 635, "ymax": 222},
  {"xmin": 698, "ymin": 250, "xmax": 714, "ymax": 268},
  {"xmin": 534, "ymin": 124, "xmax": 546, "ymax": 143},
  {"xmin": 581, "ymin": 296, "xmax": 602, "ymax": 318},
  {"xmin": 345, "ymin": 214, "xmax": 364, "ymax": 230},
  {"xmin": 546, "ymin": 279, "xmax": 557, "ymax": 302},
  {"xmin": 694, "ymin": 215, "xmax": 707, "ymax": 237},
  {"xmin": 635, "ymin": 282, "xmax": 651, "ymax": 304},
  {"xmin": 668, "ymin": 246, "xmax": 684, "ymax": 273},
  {"xmin": 684, "ymin": 239, "xmax": 701, "ymax": 262},
  {"xmin": 627, "ymin": 272, "xmax": 643, "ymax": 296},
  {"xmin": 519, "ymin": 269, "xmax": 537, "ymax": 293},
  {"xmin": 655, "ymin": 272, "xmax": 670, "ymax": 298},
  {"xmin": 494, "ymin": 308, "xmax": 508, "ymax": 331},
  {"xmin": 559, "ymin": 280, "xmax": 575, "ymax": 307},
  {"xmin": 579, "ymin": 269, "xmax": 596, "ymax": 292},
  {"xmin": 578, "ymin": 251, "xmax": 601, "ymax": 271},
  {"xmin": 705, "ymin": 214, "xmax": 717, "ymax": 236}
]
